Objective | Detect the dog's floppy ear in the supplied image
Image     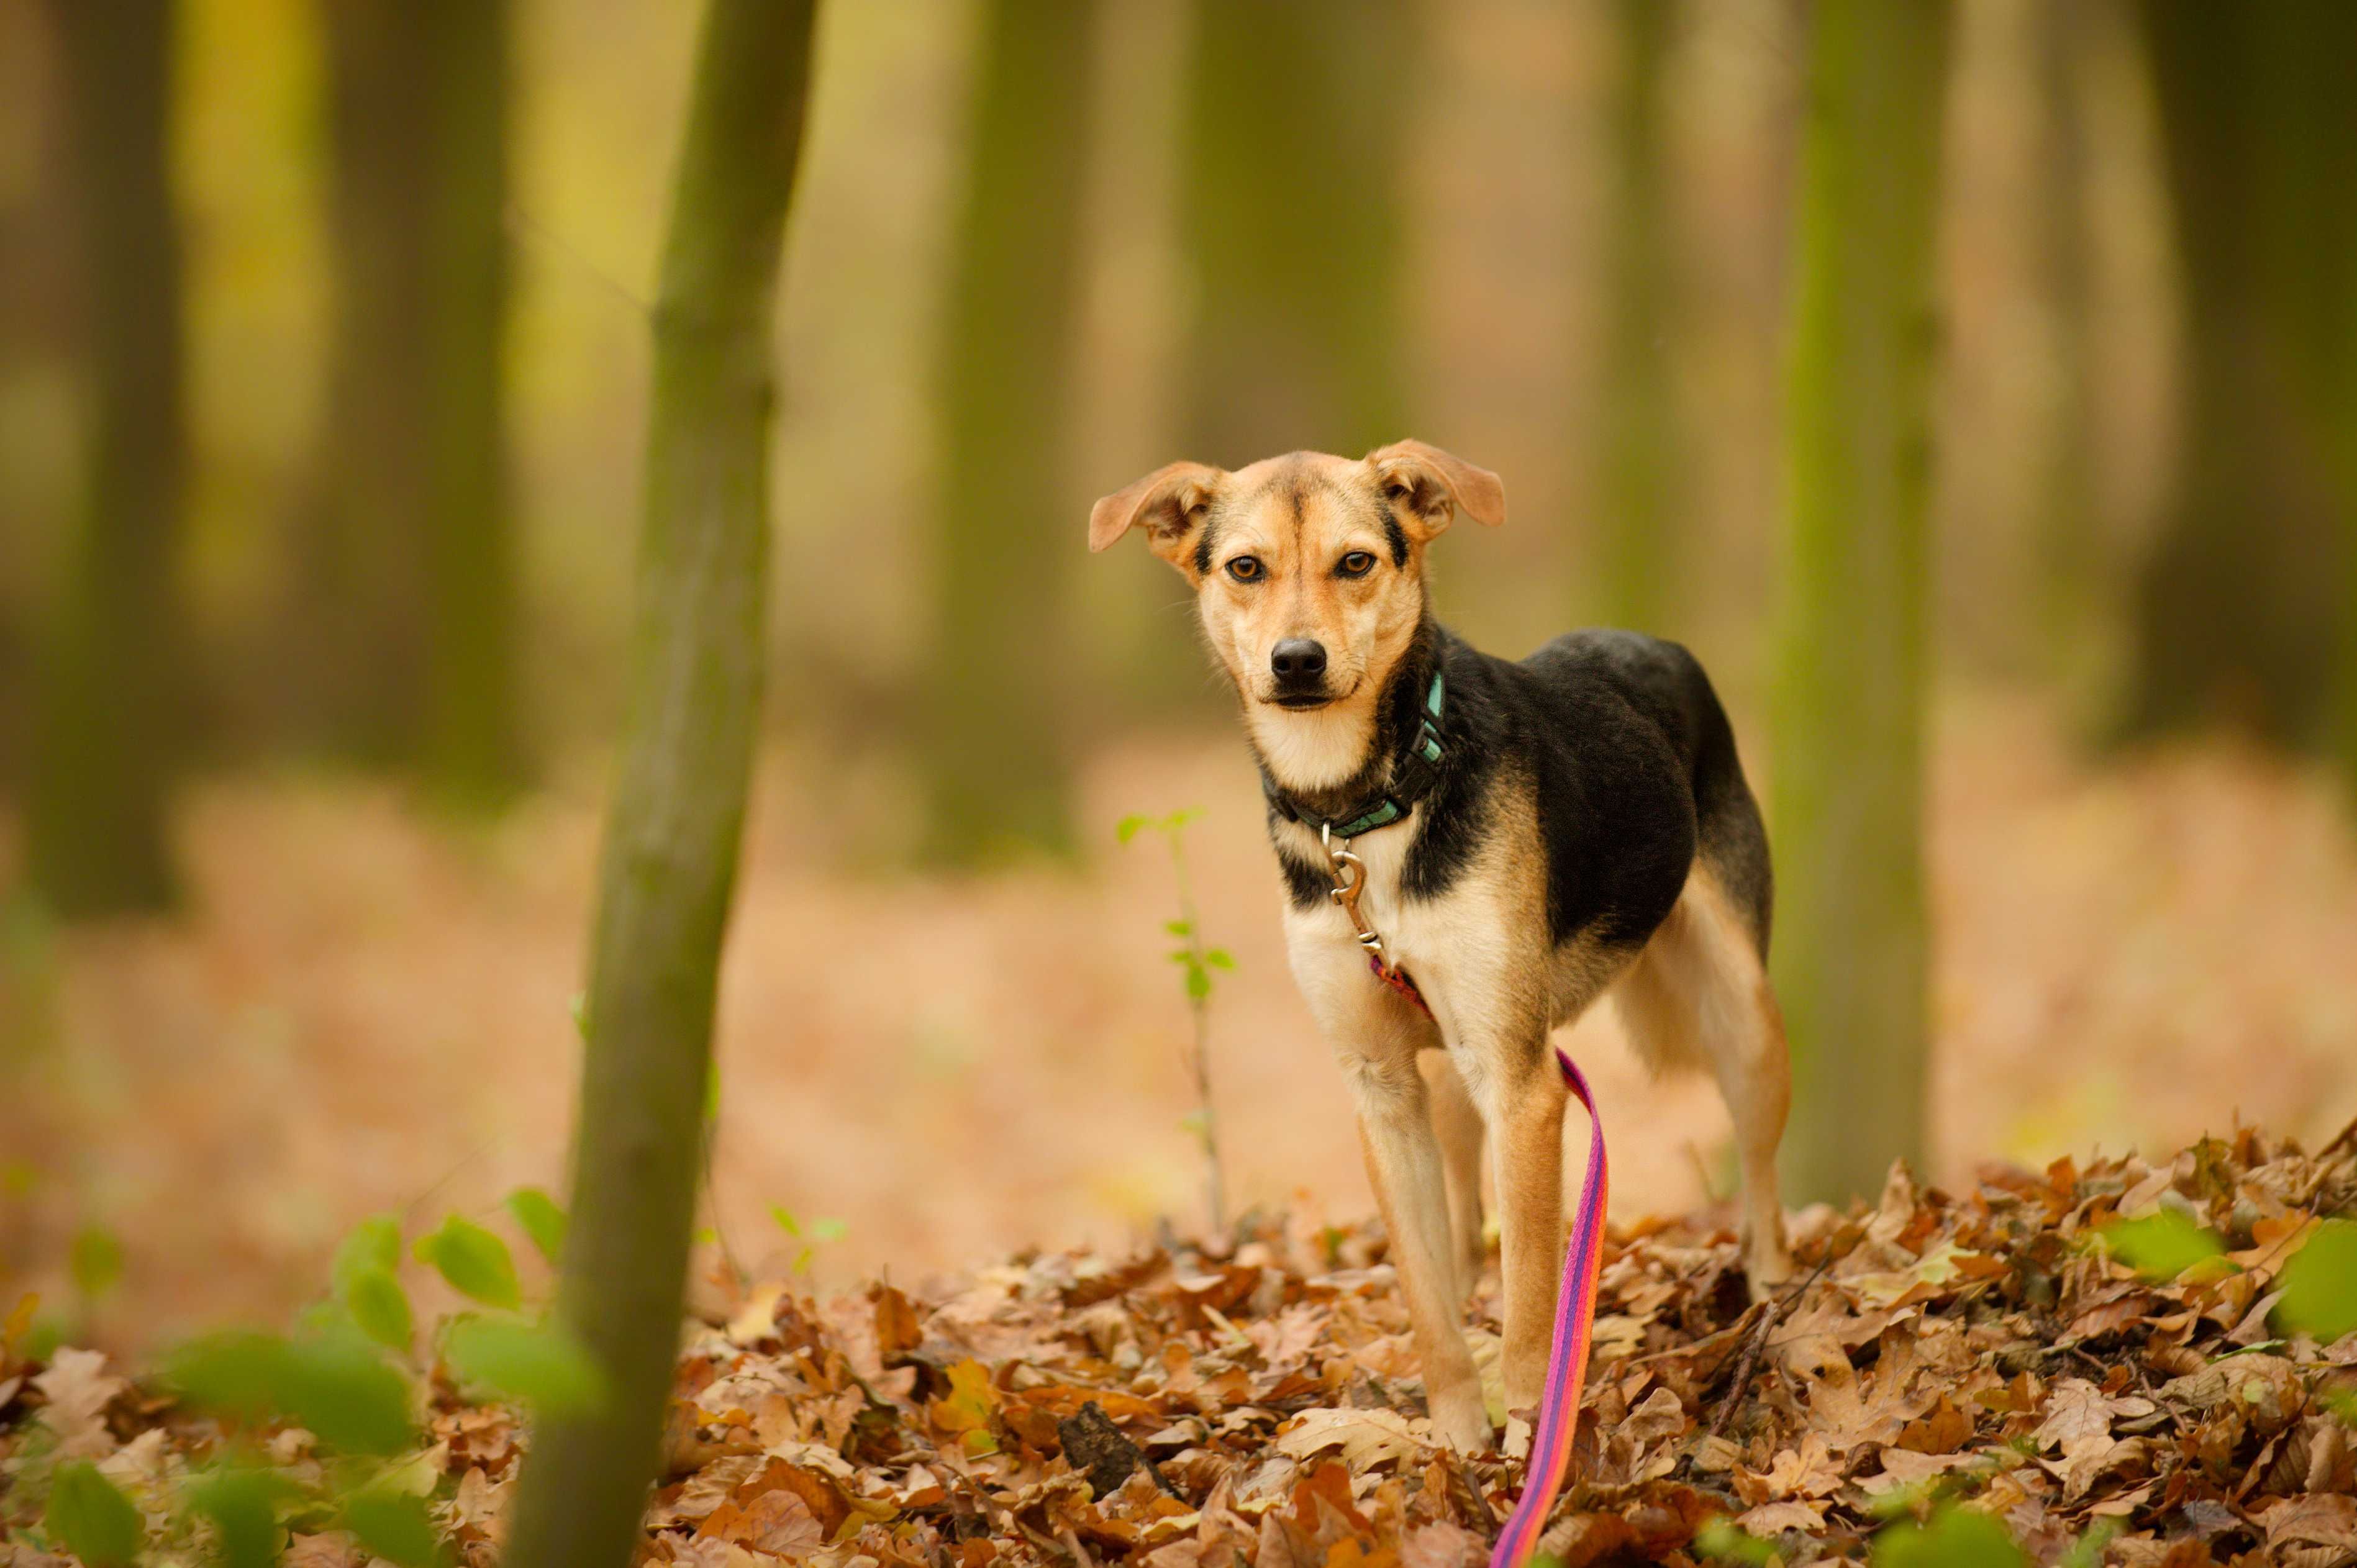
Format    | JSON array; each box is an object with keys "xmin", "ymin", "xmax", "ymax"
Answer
[
  {"xmin": 1365, "ymin": 439, "xmax": 1505, "ymax": 539},
  {"xmin": 1088, "ymin": 460, "xmax": 1224, "ymax": 568}
]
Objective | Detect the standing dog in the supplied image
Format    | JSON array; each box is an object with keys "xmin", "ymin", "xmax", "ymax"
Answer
[{"xmin": 1090, "ymin": 442, "xmax": 1794, "ymax": 1454}]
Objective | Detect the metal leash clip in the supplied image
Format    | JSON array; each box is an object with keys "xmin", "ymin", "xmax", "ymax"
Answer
[{"xmin": 1319, "ymin": 822, "xmax": 1389, "ymax": 964}]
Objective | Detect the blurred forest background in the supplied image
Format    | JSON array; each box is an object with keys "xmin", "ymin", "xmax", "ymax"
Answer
[{"xmin": 1, "ymin": 0, "xmax": 2354, "ymax": 1354}]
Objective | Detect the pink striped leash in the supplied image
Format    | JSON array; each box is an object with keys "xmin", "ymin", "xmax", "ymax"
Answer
[
  {"xmin": 1359, "ymin": 945, "xmax": 1608, "ymax": 1566},
  {"xmin": 1487, "ymin": 1047, "xmax": 1609, "ymax": 1568}
]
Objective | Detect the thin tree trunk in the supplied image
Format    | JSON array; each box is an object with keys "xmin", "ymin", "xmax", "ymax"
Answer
[
  {"xmin": 1770, "ymin": 0, "xmax": 1953, "ymax": 1207},
  {"xmin": 299, "ymin": 0, "xmax": 521, "ymax": 800},
  {"xmin": 421, "ymin": 0, "xmax": 523, "ymax": 807},
  {"xmin": 302, "ymin": 0, "xmax": 434, "ymax": 762},
  {"xmin": 500, "ymin": 4, "xmax": 817, "ymax": 1565},
  {"xmin": 2116, "ymin": 1, "xmax": 2343, "ymax": 751},
  {"xmin": 1595, "ymin": 0, "xmax": 1681, "ymax": 634},
  {"xmin": 919, "ymin": 0, "xmax": 1101, "ymax": 864},
  {"xmin": 2030, "ymin": 0, "xmax": 2101, "ymax": 699},
  {"xmin": 29, "ymin": 0, "xmax": 186, "ymax": 916},
  {"xmin": 1178, "ymin": 0, "xmax": 1408, "ymax": 463}
]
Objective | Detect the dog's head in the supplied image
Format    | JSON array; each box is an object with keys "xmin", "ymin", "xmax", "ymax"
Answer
[{"xmin": 1088, "ymin": 443, "xmax": 1504, "ymax": 750}]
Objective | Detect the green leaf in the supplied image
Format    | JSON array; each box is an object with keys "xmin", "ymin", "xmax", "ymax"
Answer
[
  {"xmin": 69, "ymin": 1225, "xmax": 124, "ymax": 1300},
  {"xmin": 2099, "ymin": 1210, "xmax": 2225, "ymax": 1281},
  {"xmin": 1115, "ymin": 814, "xmax": 1150, "ymax": 845},
  {"xmin": 1167, "ymin": 948, "xmax": 1194, "ymax": 964},
  {"xmin": 1164, "ymin": 918, "xmax": 1193, "ymax": 936},
  {"xmin": 568, "ymin": 990, "xmax": 588, "ymax": 1040},
  {"xmin": 1184, "ymin": 964, "xmax": 1212, "ymax": 1000},
  {"xmin": 332, "ymin": 1215, "xmax": 402, "ymax": 1297},
  {"xmin": 2276, "ymin": 1218, "xmax": 2357, "ymax": 1342},
  {"xmin": 45, "ymin": 1461, "xmax": 143, "ymax": 1566},
  {"xmin": 276, "ymin": 1331, "xmax": 417, "ymax": 1455},
  {"xmin": 806, "ymin": 1216, "xmax": 847, "ymax": 1242},
  {"xmin": 343, "ymin": 1265, "xmax": 414, "ymax": 1350},
  {"xmin": 1871, "ymin": 1505, "xmax": 2025, "ymax": 1568},
  {"xmin": 412, "ymin": 1215, "xmax": 521, "ymax": 1310},
  {"xmin": 184, "ymin": 1466, "xmax": 296, "ymax": 1568},
  {"xmin": 442, "ymin": 1316, "xmax": 606, "ymax": 1415},
  {"xmin": 769, "ymin": 1203, "xmax": 801, "ymax": 1238},
  {"xmin": 342, "ymin": 1487, "xmax": 447, "ymax": 1567},
  {"xmin": 1692, "ymin": 1517, "xmax": 1778, "ymax": 1566},
  {"xmin": 166, "ymin": 1328, "xmax": 417, "ymax": 1455},
  {"xmin": 2056, "ymin": 1519, "xmax": 2123, "ymax": 1568},
  {"xmin": 1203, "ymin": 948, "xmax": 1235, "ymax": 969},
  {"xmin": 1166, "ymin": 807, "xmax": 1202, "ymax": 829},
  {"xmin": 504, "ymin": 1187, "xmax": 568, "ymax": 1266}
]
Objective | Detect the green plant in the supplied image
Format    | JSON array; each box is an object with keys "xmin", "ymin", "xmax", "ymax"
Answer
[
  {"xmin": 1119, "ymin": 808, "xmax": 1234, "ymax": 1233},
  {"xmin": 766, "ymin": 1205, "xmax": 848, "ymax": 1276}
]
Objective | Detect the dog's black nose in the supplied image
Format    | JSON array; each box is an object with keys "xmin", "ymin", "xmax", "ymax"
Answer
[{"xmin": 1270, "ymin": 639, "xmax": 1328, "ymax": 682}]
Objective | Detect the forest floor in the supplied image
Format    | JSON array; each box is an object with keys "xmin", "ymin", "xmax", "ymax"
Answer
[
  {"xmin": 2, "ymin": 1125, "xmax": 2354, "ymax": 1566},
  {"xmin": 6, "ymin": 693, "xmax": 2357, "ymax": 1357}
]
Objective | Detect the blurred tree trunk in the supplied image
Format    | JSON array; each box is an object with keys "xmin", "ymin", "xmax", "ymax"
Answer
[
  {"xmin": 499, "ymin": 4, "xmax": 815, "ymax": 1566},
  {"xmin": 2241, "ymin": 4, "xmax": 2357, "ymax": 794},
  {"xmin": 29, "ymin": 0, "xmax": 187, "ymax": 915},
  {"xmin": 2115, "ymin": 1, "xmax": 2344, "ymax": 751},
  {"xmin": 299, "ymin": 0, "xmax": 521, "ymax": 801},
  {"xmin": 1770, "ymin": 0, "xmax": 1953, "ymax": 1206},
  {"xmin": 1117, "ymin": 0, "xmax": 1407, "ymax": 707},
  {"xmin": 420, "ymin": 0, "xmax": 522, "ymax": 807},
  {"xmin": 1178, "ymin": 0, "xmax": 1408, "ymax": 464},
  {"xmin": 1594, "ymin": 0, "xmax": 1681, "ymax": 634},
  {"xmin": 2030, "ymin": 0, "xmax": 2101, "ymax": 697},
  {"xmin": 919, "ymin": 0, "xmax": 1101, "ymax": 864}
]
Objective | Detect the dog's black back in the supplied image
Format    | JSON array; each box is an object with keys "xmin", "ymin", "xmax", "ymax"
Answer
[{"xmin": 1274, "ymin": 623, "xmax": 1773, "ymax": 965}]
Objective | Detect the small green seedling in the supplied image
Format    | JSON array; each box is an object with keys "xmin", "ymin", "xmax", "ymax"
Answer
[
  {"xmin": 1119, "ymin": 809, "xmax": 1233, "ymax": 1233},
  {"xmin": 770, "ymin": 1205, "xmax": 848, "ymax": 1274}
]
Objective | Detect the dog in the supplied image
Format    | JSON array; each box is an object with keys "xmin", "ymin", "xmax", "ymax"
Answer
[{"xmin": 1089, "ymin": 440, "xmax": 1795, "ymax": 1455}]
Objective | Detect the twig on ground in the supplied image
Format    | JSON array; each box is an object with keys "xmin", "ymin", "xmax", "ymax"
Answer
[{"xmin": 1705, "ymin": 1258, "xmax": 1831, "ymax": 1441}]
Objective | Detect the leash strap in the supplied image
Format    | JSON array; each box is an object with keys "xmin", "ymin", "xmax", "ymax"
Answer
[
  {"xmin": 1325, "ymin": 837, "xmax": 1607, "ymax": 1562},
  {"xmin": 1487, "ymin": 1048, "xmax": 1609, "ymax": 1568}
]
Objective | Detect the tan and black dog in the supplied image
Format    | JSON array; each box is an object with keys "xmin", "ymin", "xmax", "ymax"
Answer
[{"xmin": 1090, "ymin": 441, "xmax": 1794, "ymax": 1456}]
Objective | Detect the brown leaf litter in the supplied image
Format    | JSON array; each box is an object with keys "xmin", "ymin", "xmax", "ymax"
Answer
[{"xmin": 4, "ymin": 1125, "xmax": 2354, "ymax": 1567}]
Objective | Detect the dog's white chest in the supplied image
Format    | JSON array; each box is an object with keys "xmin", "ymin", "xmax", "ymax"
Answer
[{"xmin": 1278, "ymin": 822, "xmax": 1526, "ymax": 1040}]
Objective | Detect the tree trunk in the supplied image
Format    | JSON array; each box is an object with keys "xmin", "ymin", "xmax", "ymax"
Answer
[
  {"xmin": 499, "ymin": 4, "xmax": 817, "ymax": 1565},
  {"xmin": 299, "ymin": 0, "xmax": 521, "ymax": 800},
  {"xmin": 2240, "ymin": 3, "xmax": 2357, "ymax": 794},
  {"xmin": 29, "ymin": 0, "xmax": 186, "ymax": 916},
  {"xmin": 301, "ymin": 0, "xmax": 434, "ymax": 763},
  {"xmin": 2115, "ymin": 1, "xmax": 2344, "ymax": 751},
  {"xmin": 2030, "ymin": 0, "xmax": 2102, "ymax": 699},
  {"xmin": 1178, "ymin": 0, "xmax": 1408, "ymax": 463},
  {"xmin": 919, "ymin": 0, "xmax": 1101, "ymax": 864},
  {"xmin": 420, "ymin": 0, "xmax": 523, "ymax": 807},
  {"xmin": 1770, "ymin": 0, "xmax": 1953, "ymax": 1207},
  {"xmin": 1594, "ymin": 0, "xmax": 1681, "ymax": 634}
]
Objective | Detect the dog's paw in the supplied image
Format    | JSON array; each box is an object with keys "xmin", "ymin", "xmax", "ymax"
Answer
[
  {"xmin": 1744, "ymin": 1246, "xmax": 1796, "ymax": 1303},
  {"xmin": 1428, "ymin": 1384, "xmax": 1492, "ymax": 1455}
]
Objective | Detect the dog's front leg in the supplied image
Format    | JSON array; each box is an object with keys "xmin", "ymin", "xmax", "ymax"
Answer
[
  {"xmin": 1465, "ymin": 1028, "xmax": 1569, "ymax": 1459},
  {"xmin": 1342, "ymin": 1047, "xmax": 1490, "ymax": 1452}
]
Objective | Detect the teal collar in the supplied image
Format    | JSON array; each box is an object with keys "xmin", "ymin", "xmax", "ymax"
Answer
[{"xmin": 1261, "ymin": 668, "xmax": 1447, "ymax": 840}]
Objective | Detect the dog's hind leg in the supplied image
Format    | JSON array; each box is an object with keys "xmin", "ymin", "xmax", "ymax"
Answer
[
  {"xmin": 1420, "ymin": 1049, "xmax": 1487, "ymax": 1298},
  {"xmin": 1612, "ymin": 868, "xmax": 1795, "ymax": 1294}
]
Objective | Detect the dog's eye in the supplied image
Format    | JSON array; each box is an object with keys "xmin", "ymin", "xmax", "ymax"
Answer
[
  {"xmin": 1226, "ymin": 556, "xmax": 1265, "ymax": 583},
  {"xmin": 1337, "ymin": 551, "xmax": 1376, "ymax": 578}
]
